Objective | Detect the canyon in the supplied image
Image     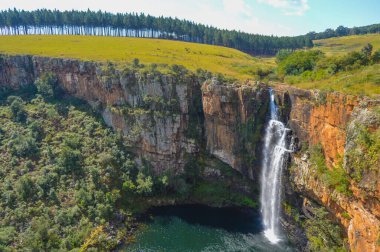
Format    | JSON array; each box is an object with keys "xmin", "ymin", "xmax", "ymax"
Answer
[{"xmin": 0, "ymin": 54, "xmax": 379, "ymax": 251}]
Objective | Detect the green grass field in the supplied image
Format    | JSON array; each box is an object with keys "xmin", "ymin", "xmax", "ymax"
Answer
[
  {"xmin": 313, "ymin": 34, "xmax": 380, "ymax": 56},
  {"xmin": 283, "ymin": 34, "xmax": 380, "ymax": 97},
  {"xmin": 0, "ymin": 35, "xmax": 274, "ymax": 80}
]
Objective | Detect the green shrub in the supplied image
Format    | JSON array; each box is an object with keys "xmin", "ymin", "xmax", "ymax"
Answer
[
  {"xmin": 277, "ymin": 50, "xmax": 324, "ymax": 77},
  {"xmin": 7, "ymin": 96, "xmax": 27, "ymax": 122},
  {"xmin": 346, "ymin": 121, "xmax": 380, "ymax": 182},
  {"xmin": 34, "ymin": 72, "xmax": 60, "ymax": 99},
  {"xmin": 275, "ymin": 49, "xmax": 293, "ymax": 63},
  {"xmin": 372, "ymin": 50, "xmax": 380, "ymax": 63},
  {"xmin": 309, "ymin": 144, "xmax": 351, "ymax": 195},
  {"xmin": 9, "ymin": 132, "xmax": 38, "ymax": 158},
  {"xmin": 304, "ymin": 206, "xmax": 346, "ymax": 252}
]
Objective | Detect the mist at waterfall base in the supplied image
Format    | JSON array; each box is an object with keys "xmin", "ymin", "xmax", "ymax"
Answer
[
  {"xmin": 124, "ymin": 205, "xmax": 294, "ymax": 252},
  {"xmin": 260, "ymin": 89, "xmax": 291, "ymax": 244}
]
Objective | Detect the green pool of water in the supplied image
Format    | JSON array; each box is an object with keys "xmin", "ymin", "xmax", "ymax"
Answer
[{"xmin": 123, "ymin": 205, "xmax": 295, "ymax": 252}]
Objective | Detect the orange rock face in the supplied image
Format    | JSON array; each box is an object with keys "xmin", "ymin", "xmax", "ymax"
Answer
[
  {"xmin": 308, "ymin": 93, "xmax": 358, "ymax": 166},
  {"xmin": 274, "ymin": 85, "xmax": 379, "ymax": 252}
]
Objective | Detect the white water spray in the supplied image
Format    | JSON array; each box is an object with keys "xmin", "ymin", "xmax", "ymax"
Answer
[{"xmin": 260, "ymin": 89, "xmax": 291, "ymax": 244}]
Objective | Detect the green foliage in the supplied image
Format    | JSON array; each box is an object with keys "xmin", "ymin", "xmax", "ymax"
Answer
[
  {"xmin": 8, "ymin": 131, "xmax": 38, "ymax": 158},
  {"xmin": 277, "ymin": 50, "xmax": 324, "ymax": 77},
  {"xmin": 275, "ymin": 49, "xmax": 293, "ymax": 63},
  {"xmin": 309, "ymin": 144, "xmax": 328, "ymax": 175},
  {"xmin": 304, "ymin": 206, "xmax": 346, "ymax": 252},
  {"xmin": 341, "ymin": 212, "xmax": 350, "ymax": 220},
  {"xmin": 361, "ymin": 43, "xmax": 373, "ymax": 58},
  {"xmin": 309, "ymin": 144, "xmax": 351, "ymax": 195},
  {"xmin": 34, "ymin": 72, "xmax": 59, "ymax": 99},
  {"xmin": 0, "ymin": 226, "xmax": 15, "ymax": 251},
  {"xmin": 346, "ymin": 118, "xmax": 380, "ymax": 183},
  {"xmin": 324, "ymin": 162, "xmax": 351, "ymax": 196},
  {"xmin": 132, "ymin": 58, "xmax": 140, "ymax": 68},
  {"xmin": 135, "ymin": 172, "xmax": 153, "ymax": 195},
  {"xmin": 7, "ymin": 96, "xmax": 27, "ymax": 122},
  {"xmin": 0, "ymin": 93, "xmax": 142, "ymax": 250},
  {"xmin": 22, "ymin": 216, "xmax": 60, "ymax": 251},
  {"xmin": 372, "ymin": 50, "xmax": 380, "ymax": 64},
  {"xmin": 280, "ymin": 43, "xmax": 380, "ymax": 96}
]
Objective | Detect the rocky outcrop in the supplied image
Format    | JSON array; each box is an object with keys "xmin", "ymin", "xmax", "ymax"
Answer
[
  {"xmin": 0, "ymin": 54, "xmax": 268, "ymax": 178},
  {"xmin": 274, "ymin": 84, "xmax": 380, "ymax": 252}
]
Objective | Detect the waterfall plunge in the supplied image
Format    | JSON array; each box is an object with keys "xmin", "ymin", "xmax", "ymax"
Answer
[{"xmin": 260, "ymin": 89, "xmax": 291, "ymax": 244}]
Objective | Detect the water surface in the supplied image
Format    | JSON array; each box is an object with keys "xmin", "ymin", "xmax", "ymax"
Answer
[{"xmin": 124, "ymin": 205, "xmax": 294, "ymax": 252}]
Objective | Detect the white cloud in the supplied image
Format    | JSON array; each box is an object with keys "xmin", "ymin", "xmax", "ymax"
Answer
[
  {"xmin": 222, "ymin": 0, "xmax": 252, "ymax": 17},
  {"xmin": 257, "ymin": 0, "xmax": 310, "ymax": 16}
]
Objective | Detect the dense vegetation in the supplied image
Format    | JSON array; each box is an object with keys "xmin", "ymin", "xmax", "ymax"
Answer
[
  {"xmin": 0, "ymin": 84, "xmax": 151, "ymax": 250},
  {"xmin": 0, "ymin": 8, "xmax": 312, "ymax": 55},
  {"xmin": 345, "ymin": 107, "xmax": 380, "ymax": 184},
  {"xmin": 304, "ymin": 206, "xmax": 346, "ymax": 252},
  {"xmin": 0, "ymin": 72, "xmax": 258, "ymax": 250}
]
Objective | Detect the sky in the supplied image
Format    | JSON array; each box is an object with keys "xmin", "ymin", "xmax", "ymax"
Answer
[{"xmin": 0, "ymin": 0, "xmax": 379, "ymax": 36}]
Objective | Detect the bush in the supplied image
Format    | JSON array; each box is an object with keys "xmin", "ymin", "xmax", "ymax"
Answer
[
  {"xmin": 275, "ymin": 49, "xmax": 293, "ymax": 63},
  {"xmin": 34, "ymin": 72, "xmax": 60, "ymax": 99},
  {"xmin": 57, "ymin": 145, "xmax": 82, "ymax": 174},
  {"xmin": 372, "ymin": 50, "xmax": 380, "ymax": 64},
  {"xmin": 9, "ymin": 132, "xmax": 38, "ymax": 158},
  {"xmin": 7, "ymin": 96, "xmax": 27, "ymax": 122},
  {"xmin": 304, "ymin": 206, "xmax": 346, "ymax": 252},
  {"xmin": 15, "ymin": 175, "xmax": 36, "ymax": 201},
  {"xmin": 277, "ymin": 50, "xmax": 324, "ymax": 77},
  {"xmin": 309, "ymin": 144, "xmax": 351, "ymax": 195}
]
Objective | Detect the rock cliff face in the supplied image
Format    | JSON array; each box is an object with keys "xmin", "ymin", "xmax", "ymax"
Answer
[
  {"xmin": 0, "ymin": 55, "xmax": 268, "ymax": 179},
  {"xmin": 202, "ymin": 80, "xmax": 268, "ymax": 179},
  {"xmin": 274, "ymin": 84, "xmax": 380, "ymax": 252}
]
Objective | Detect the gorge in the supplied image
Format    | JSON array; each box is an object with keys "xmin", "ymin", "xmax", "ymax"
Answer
[{"xmin": 0, "ymin": 54, "xmax": 379, "ymax": 251}]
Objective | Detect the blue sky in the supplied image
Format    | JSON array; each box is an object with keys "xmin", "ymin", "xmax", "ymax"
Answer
[{"xmin": 0, "ymin": 0, "xmax": 379, "ymax": 36}]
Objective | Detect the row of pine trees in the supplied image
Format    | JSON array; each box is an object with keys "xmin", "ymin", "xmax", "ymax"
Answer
[
  {"xmin": 0, "ymin": 8, "xmax": 313, "ymax": 55},
  {"xmin": 1, "ymin": 9, "xmax": 379, "ymax": 55}
]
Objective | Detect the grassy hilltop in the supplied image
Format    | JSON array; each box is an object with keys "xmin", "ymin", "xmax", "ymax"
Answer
[
  {"xmin": 277, "ymin": 34, "xmax": 380, "ymax": 97},
  {"xmin": 0, "ymin": 35, "xmax": 274, "ymax": 80},
  {"xmin": 314, "ymin": 34, "xmax": 380, "ymax": 56}
]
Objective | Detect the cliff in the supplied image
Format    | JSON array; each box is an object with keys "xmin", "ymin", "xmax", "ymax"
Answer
[
  {"xmin": 0, "ymin": 54, "xmax": 268, "ymax": 180},
  {"xmin": 274, "ymin": 84, "xmax": 380, "ymax": 252}
]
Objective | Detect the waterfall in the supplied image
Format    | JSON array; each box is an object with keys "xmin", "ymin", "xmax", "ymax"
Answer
[{"xmin": 260, "ymin": 88, "xmax": 291, "ymax": 244}]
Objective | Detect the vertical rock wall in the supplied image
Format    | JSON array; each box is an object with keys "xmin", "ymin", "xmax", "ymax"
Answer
[{"xmin": 274, "ymin": 84, "xmax": 380, "ymax": 252}]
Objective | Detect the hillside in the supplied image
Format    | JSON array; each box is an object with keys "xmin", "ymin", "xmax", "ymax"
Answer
[
  {"xmin": 0, "ymin": 35, "xmax": 274, "ymax": 80},
  {"xmin": 277, "ymin": 34, "xmax": 380, "ymax": 97},
  {"xmin": 313, "ymin": 34, "xmax": 380, "ymax": 56}
]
